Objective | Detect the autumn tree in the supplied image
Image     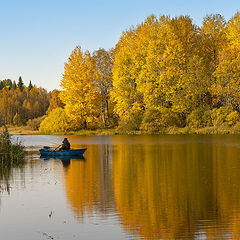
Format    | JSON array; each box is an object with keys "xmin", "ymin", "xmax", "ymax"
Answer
[
  {"xmin": 46, "ymin": 89, "xmax": 65, "ymax": 114},
  {"xmin": 60, "ymin": 46, "xmax": 101, "ymax": 129},
  {"xmin": 212, "ymin": 12, "xmax": 240, "ymax": 109},
  {"xmin": 200, "ymin": 14, "xmax": 226, "ymax": 73},
  {"xmin": 112, "ymin": 15, "xmax": 206, "ymax": 130},
  {"xmin": 92, "ymin": 48, "xmax": 114, "ymax": 127},
  {"xmin": 152, "ymin": 16, "xmax": 204, "ymax": 118},
  {"xmin": 111, "ymin": 26, "xmax": 144, "ymax": 130},
  {"xmin": 199, "ymin": 14, "xmax": 226, "ymax": 108}
]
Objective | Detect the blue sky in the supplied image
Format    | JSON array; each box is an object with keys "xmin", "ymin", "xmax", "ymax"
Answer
[{"xmin": 0, "ymin": 0, "xmax": 239, "ymax": 90}]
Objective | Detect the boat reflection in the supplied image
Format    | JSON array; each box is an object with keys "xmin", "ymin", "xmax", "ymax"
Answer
[
  {"xmin": 40, "ymin": 155, "xmax": 85, "ymax": 168},
  {"xmin": 40, "ymin": 155, "xmax": 85, "ymax": 161}
]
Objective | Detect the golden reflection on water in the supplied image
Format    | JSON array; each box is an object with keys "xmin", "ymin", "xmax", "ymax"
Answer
[
  {"xmin": 63, "ymin": 145, "xmax": 114, "ymax": 219},
  {"xmin": 63, "ymin": 136, "xmax": 240, "ymax": 239}
]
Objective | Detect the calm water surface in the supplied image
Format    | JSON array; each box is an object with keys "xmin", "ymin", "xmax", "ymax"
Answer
[{"xmin": 1, "ymin": 134, "xmax": 240, "ymax": 239}]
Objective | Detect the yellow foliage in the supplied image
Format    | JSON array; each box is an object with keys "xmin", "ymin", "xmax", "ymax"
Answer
[
  {"xmin": 226, "ymin": 111, "xmax": 240, "ymax": 126},
  {"xmin": 112, "ymin": 15, "xmax": 207, "ymax": 129},
  {"xmin": 226, "ymin": 12, "xmax": 240, "ymax": 49},
  {"xmin": 60, "ymin": 46, "xmax": 101, "ymax": 129},
  {"xmin": 51, "ymin": 12, "xmax": 240, "ymax": 131},
  {"xmin": 141, "ymin": 107, "xmax": 180, "ymax": 132},
  {"xmin": 47, "ymin": 89, "xmax": 64, "ymax": 114},
  {"xmin": 39, "ymin": 108, "xmax": 70, "ymax": 133},
  {"xmin": 211, "ymin": 13, "xmax": 240, "ymax": 107}
]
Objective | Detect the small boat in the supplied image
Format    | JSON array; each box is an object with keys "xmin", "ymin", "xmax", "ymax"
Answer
[{"xmin": 40, "ymin": 146, "xmax": 87, "ymax": 157}]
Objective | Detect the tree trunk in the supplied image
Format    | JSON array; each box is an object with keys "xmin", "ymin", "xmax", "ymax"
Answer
[{"xmin": 102, "ymin": 101, "xmax": 106, "ymax": 128}]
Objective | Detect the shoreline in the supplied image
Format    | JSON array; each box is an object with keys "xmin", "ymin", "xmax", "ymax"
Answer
[{"xmin": 7, "ymin": 125, "xmax": 240, "ymax": 135}]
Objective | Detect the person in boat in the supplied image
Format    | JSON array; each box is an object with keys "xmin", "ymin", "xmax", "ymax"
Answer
[{"xmin": 59, "ymin": 138, "xmax": 70, "ymax": 151}]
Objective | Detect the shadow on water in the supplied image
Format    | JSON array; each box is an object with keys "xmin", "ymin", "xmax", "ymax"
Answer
[{"xmin": 40, "ymin": 155, "xmax": 86, "ymax": 168}]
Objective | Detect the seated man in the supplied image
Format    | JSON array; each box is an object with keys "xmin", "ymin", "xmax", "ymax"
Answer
[{"xmin": 59, "ymin": 138, "xmax": 70, "ymax": 151}]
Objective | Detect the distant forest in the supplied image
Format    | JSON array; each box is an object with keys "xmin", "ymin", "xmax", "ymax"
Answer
[
  {"xmin": 2, "ymin": 13, "xmax": 240, "ymax": 133},
  {"xmin": 0, "ymin": 77, "xmax": 50, "ymax": 128}
]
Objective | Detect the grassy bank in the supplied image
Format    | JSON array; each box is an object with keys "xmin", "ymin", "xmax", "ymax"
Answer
[
  {"xmin": 7, "ymin": 123, "xmax": 240, "ymax": 135},
  {"xmin": 7, "ymin": 126, "xmax": 38, "ymax": 134}
]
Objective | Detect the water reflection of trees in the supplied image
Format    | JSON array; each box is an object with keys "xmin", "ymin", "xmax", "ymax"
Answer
[
  {"xmin": 62, "ymin": 136, "xmax": 240, "ymax": 239},
  {"xmin": 112, "ymin": 138, "xmax": 240, "ymax": 239},
  {"xmin": 63, "ymin": 144, "xmax": 115, "ymax": 220}
]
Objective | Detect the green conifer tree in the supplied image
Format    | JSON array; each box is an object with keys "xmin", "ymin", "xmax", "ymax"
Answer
[
  {"xmin": 17, "ymin": 76, "xmax": 24, "ymax": 92},
  {"xmin": 28, "ymin": 80, "xmax": 33, "ymax": 90},
  {"xmin": 12, "ymin": 81, "xmax": 17, "ymax": 90}
]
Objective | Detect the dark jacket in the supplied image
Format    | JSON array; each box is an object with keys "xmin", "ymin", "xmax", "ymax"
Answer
[{"xmin": 60, "ymin": 139, "xmax": 70, "ymax": 150}]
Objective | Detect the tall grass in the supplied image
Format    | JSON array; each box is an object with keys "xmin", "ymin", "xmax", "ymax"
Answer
[{"xmin": 0, "ymin": 126, "xmax": 25, "ymax": 167}]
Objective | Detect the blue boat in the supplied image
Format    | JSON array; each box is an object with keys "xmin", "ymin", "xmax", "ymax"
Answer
[{"xmin": 40, "ymin": 146, "xmax": 87, "ymax": 157}]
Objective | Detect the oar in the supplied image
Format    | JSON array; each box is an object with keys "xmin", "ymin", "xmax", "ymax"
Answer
[{"xmin": 47, "ymin": 144, "xmax": 62, "ymax": 156}]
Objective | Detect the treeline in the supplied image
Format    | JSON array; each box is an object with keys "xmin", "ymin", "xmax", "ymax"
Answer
[
  {"xmin": 0, "ymin": 77, "xmax": 50, "ymax": 126},
  {"xmin": 40, "ymin": 12, "xmax": 240, "ymax": 133}
]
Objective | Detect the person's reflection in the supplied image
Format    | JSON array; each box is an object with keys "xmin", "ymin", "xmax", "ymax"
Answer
[
  {"xmin": 61, "ymin": 156, "xmax": 86, "ymax": 169},
  {"xmin": 61, "ymin": 159, "xmax": 71, "ymax": 168}
]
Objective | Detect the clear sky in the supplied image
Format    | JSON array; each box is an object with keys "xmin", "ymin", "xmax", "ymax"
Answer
[{"xmin": 0, "ymin": 0, "xmax": 239, "ymax": 91}]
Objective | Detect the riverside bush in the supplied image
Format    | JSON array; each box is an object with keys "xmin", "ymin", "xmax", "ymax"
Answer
[
  {"xmin": 186, "ymin": 109, "xmax": 204, "ymax": 128},
  {"xmin": 141, "ymin": 107, "xmax": 180, "ymax": 132},
  {"xmin": 211, "ymin": 107, "xmax": 234, "ymax": 126},
  {"xmin": 0, "ymin": 126, "xmax": 25, "ymax": 164},
  {"xmin": 39, "ymin": 108, "xmax": 70, "ymax": 134},
  {"xmin": 27, "ymin": 116, "xmax": 46, "ymax": 130}
]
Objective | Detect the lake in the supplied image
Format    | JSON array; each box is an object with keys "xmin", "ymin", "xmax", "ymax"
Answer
[{"xmin": 1, "ymin": 134, "xmax": 240, "ymax": 239}]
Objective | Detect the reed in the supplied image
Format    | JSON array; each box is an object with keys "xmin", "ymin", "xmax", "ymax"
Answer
[{"xmin": 0, "ymin": 126, "xmax": 25, "ymax": 166}]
